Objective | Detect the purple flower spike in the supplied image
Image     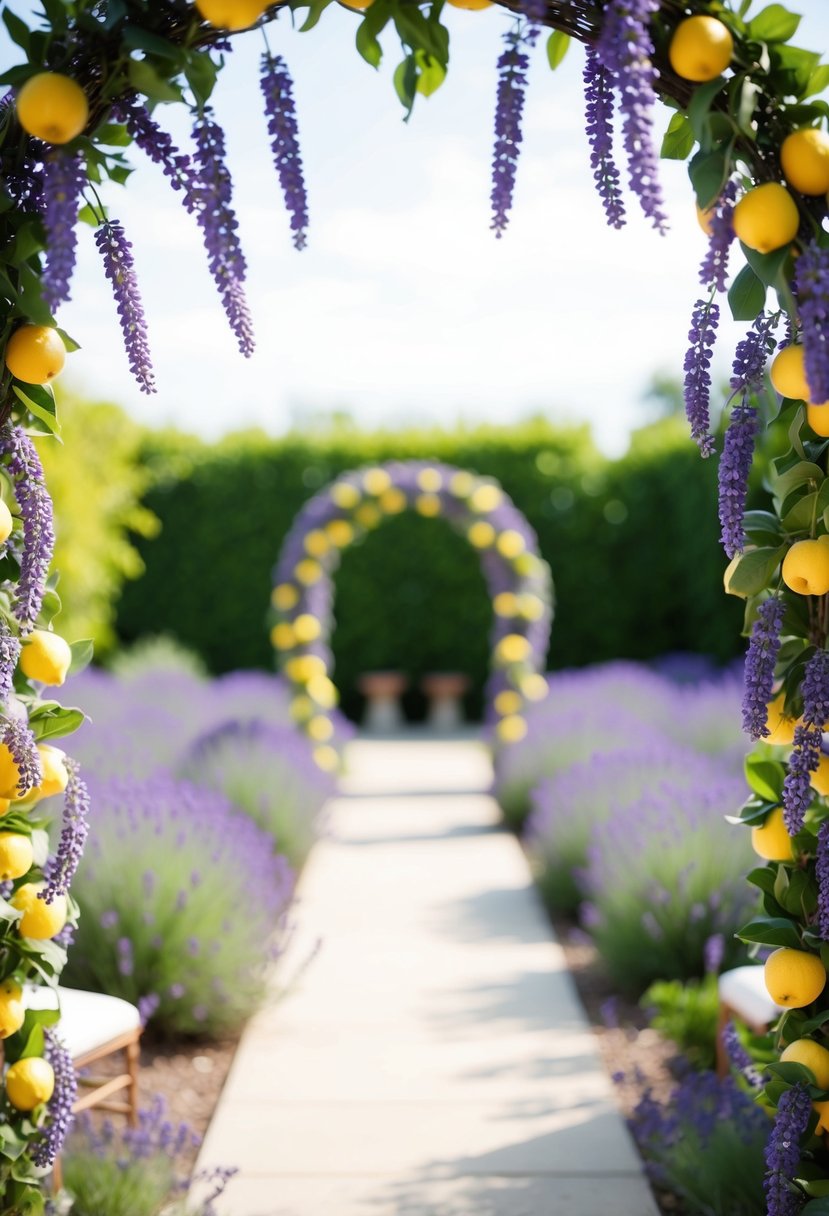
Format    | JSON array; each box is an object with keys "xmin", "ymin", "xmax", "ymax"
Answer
[
  {"xmin": 817, "ymin": 819, "xmax": 829, "ymax": 940},
  {"xmin": 260, "ymin": 54, "xmax": 309, "ymax": 251},
  {"xmin": 742, "ymin": 597, "xmax": 785, "ymax": 739},
  {"xmin": 794, "ymin": 240, "xmax": 829, "ymax": 405},
  {"xmin": 683, "ymin": 298, "xmax": 719, "ymax": 456},
  {"xmin": 783, "ymin": 724, "xmax": 821, "ymax": 836},
  {"xmin": 2, "ymin": 716, "xmax": 42, "ymax": 799},
  {"xmin": 95, "ymin": 221, "xmax": 156, "ymax": 395},
  {"xmin": 596, "ymin": 0, "xmax": 668, "ymax": 234},
  {"xmin": 0, "ymin": 425, "xmax": 54, "ymax": 632},
  {"xmin": 717, "ymin": 403, "xmax": 758, "ymax": 559},
  {"xmin": 802, "ymin": 649, "xmax": 829, "ymax": 728},
  {"xmin": 41, "ymin": 150, "xmax": 86, "ymax": 313},
  {"xmin": 764, "ymin": 1084, "xmax": 811, "ymax": 1216},
  {"xmin": 699, "ymin": 179, "xmax": 737, "ymax": 294},
  {"xmin": 731, "ymin": 311, "xmax": 777, "ymax": 401},
  {"xmin": 583, "ymin": 46, "xmax": 625, "ymax": 230},
  {"xmin": 32, "ymin": 1031, "xmax": 76, "ymax": 1168},
  {"xmin": 112, "ymin": 97, "xmax": 193, "ymax": 199},
  {"xmin": 491, "ymin": 23, "xmax": 534, "ymax": 238},
  {"xmin": 40, "ymin": 757, "xmax": 89, "ymax": 904},
  {"xmin": 0, "ymin": 620, "xmax": 21, "ymax": 710}
]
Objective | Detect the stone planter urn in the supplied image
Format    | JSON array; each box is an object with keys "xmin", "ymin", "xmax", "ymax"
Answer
[
  {"xmin": 357, "ymin": 671, "xmax": 409, "ymax": 733},
  {"xmin": 421, "ymin": 672, "xmax": 470, "ymax": 732}
]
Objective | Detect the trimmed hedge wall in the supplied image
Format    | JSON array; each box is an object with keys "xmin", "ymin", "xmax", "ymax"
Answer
[{"xmin": 115, "ymin": 417, "xmax": 746, "ymax": 719}]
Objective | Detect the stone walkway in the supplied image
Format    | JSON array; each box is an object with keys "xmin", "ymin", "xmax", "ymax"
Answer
[{"xmin": 197, "ymin": 736, "xmax": 658, "ymax": 1216}]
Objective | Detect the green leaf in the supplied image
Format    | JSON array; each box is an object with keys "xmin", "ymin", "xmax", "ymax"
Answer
[
  {"xmin": 2, "ymin": 10, "xmax": 30, "ymax": 53},
  {"xmin": 546, "ymin": 30, "xmax": 570, "ymax": 71},
  {"xmin": 728, "ymin": 263, "xmax": 767, "ymax": 321},
  {"xmin": 766, "ymin": 1060, "xmax": 817, "ymax": 1085},
  {"xmin": 737, "ymin": 916, "xmax": 803, "ymax": 948},
  {"xmin": 69, "ymin": 638, "xmax": 94, "ymax": 675},
  {"xmin": 356, "ymin": 19, "xmax": 383, "ymax": 68},
  {"xmin": 687, "ymin": 78, "xmax": 729, "ymax": 144},
  {"xmin": 393, "ymin": 56, "xmax": 418, "ymax": 118},
  {"xmin": 806, "ymin": 65, "xmax": 829, "ymax": 99},
  {"xmin": 183, "ymin": 51, "xmax": 219, "ymax": 108},
  {"xmin": 748, "ymin": 4, "xmax": 801, "ymax": 42},
  {"xmin": 782, "ymin": 490, "xmax": 816, "ymax": 533},
  {"xmin": 745, "ymin": 754, "xmax": 785, "ymax": 802},
  {"xmin": 28, "ymin": 706, "xmax": 85, "ymax": 743},
  {"xmin": 689, "ymin": 147, "xmax": 728, "ymax": 208},
  {"xmin": 121, "ymin": 25, "xmax": 182, "ymax": 61},
  {"xmin": 661, "ymin": 112, "xmax": 695, "ymax": 161},
  {"xmin": 724, "ymin": 545, "xmax": 786, "ymax": 596},
  {"xmin": 747, "ymin": 865, "xmax": 779, "ymax": 895},
  {"xmin": 771, "ymin": 460, "xmax": 824, "ymax": 502},
  {"xmin": 414, "ymin": 51, "xmax": 445, "ymax": 97},
  {"xmin": 740, "ymin": 241, "xmax": 792, "ymax": 290},
  {"xmin": 55, "ymin": 328, "xmax": 81, "ymax": 354},
  {"xmin": 11, "ymin": 384, "xmax": 60, "ymax": 439},
  {"xmin": 299, "ymin": 0, "xmax": 334, "ymax": 32},
  {"xmin": 743, "ymin": 510, "xmax": 784, "ymax": 543},
  {"xmin": 803, "ymin": 1199, "xmax": 829, "ymax": 1215},
  {"xmin": 127, "ymin": 60, "xmax": 183, "ymax": 104}
]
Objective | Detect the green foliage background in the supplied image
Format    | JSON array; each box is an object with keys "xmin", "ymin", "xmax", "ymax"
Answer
[{"xmin": 111, "ymin": 413, "xmax": 747, "ymax": 718}]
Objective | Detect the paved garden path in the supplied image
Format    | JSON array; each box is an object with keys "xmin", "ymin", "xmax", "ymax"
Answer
[{"xmin": 197, "ymin": 736, "xmax": 659, "ymax": 1216}]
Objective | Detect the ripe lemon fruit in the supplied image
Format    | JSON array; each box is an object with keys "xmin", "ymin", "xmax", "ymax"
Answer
[
  {"xmin": 379, "ymin": 488, "xmax": 406, "ymax": 515},
  {"xmin": 496, "ymin": 714, "xmax": 527, "ymax": 743},
  {"xmin": 355, "ymin": 503, "xmax": 380, "ymax": 529},
  {"xmin": 0, "ymin": 833, "xmax": 33, "ymax": 881},
  {"xmin": 313, "ymin": 744, "xmax": 339, "ymax": 771},
  {"xmin": 495, "ymin": 634, "xmax": 531, "ymax": 665},
  {"xmin": 815, "ymin": 1099, "xmax": 829, "ymax": 1134},
  {"xmin": 813, "ymin": 754, "xmax": 829, "ymax": 797},
  {"xmin": 272, "ymin": 583, "xmax": 299, "ymax": 612},
  {"xmin": 696, "ymin": 202, "xmax": 715, "ymax": 235},
  {"xmin": 331, "ymin": 482, "xmax": 361, "ymax": 509},
  {"xmin": 307, "ymin": 714, "xmax": 334, "ymax": 743},
  {"xmin": 518, "ymin": 593, "xmax": 545, "ymax": 621},
  {"xmin": 16, "ymin": 72, "xmax": 88, "ymax": 144},
  {"xmin": 521, "ymin": 673, "xmax": 549, "ymax": 701},
  {"xmin": 417, "ymin": 468, "xmax": 442, "ymax": 493},
  {"xmin": 765, "ymin": 693, "xmax": 800, "ymax": 746},
  {"xmin": 468, "ymin": 521, "xmax": 495, "ymax": 549},
  {"xmin": 765, "ymin": 947, "xmax": 826, "ymax": 1008},
  {"xmin": 782, "ymin": 538, "xmax": 829, "ymax": 597},
  {"xmin": 285, "ymin": 654, "xmax": 326, "ymax": 683},
  {"xmin": 292, "ymin": 614, "xmax": 321, "ymax": 644},
  {"xmin": 20, "ymin": 629, "xmax": 72, "ymax": 687},
  {"xmin": 493, "ymin": 592, "xmax": 519, "ymax": 617},
  {"xmin": 4, "ymin": 325, "xmax": 66, "ymax": 385},
  {"xmin": 20, "ymin": 745, "xmax": 68, "ymax": 803},
  {"xmin": 494, "ymin": 690, "xmax": 522, "ymax": 716},
  {"xmin": 0, "ymin": 502, "xmax": 13, "ymax": 546},
  {"xmin": 415, "ymin": 493, "xmax": 441, "ymax": 517},
  {"xmin": 771, "ymin": 346, "xmax": 810, "ymax": 402},
  {"xmin": 362, "ymin": 468, "xmax": 391, "ymax": 497},
  {"xmin": 751, "ymin": 807, "xmax": 794, "ymax": 862},
  {"xmin": 808, "ymin": 403, "xmax": 829, "ymax": 438},
  {"xmin": 781, "ymin": 129, "xmax": 829, "ymax": 197},
  {"xmin": 5, "ymin": 1057, "xmax": 55, "ymax": 1111},
  {"xmin": 450, "ymin": 472, "xmax": 474, "ymax": 498},
  {"xmin": 669, "ymin": 15, "xmax": 733, "ymax": 82},
  {"xmin": 446, "ymin": 0, "xmax": 492, "ymax": 9},
  {"xmin": 195, "ymin": 0, "xmax": 269, "ymax": 29},
  {"xmin": 294, "ymin": 559, "xmax": 322, "ymax": 586},
  {"xmin": 304, "ymin": 530, "xmax": 329, "ymax": 559},
  {"xmin": 781, "ymin": 1039, "xmax": 829, "ymax": 1089},
  {"xmin": 326, "ymin": 520, "xmax": 355, "ymax": 547},
  {"xmin": 733, "ymin": 183, "xmax": 800, "ymax": 254},
  {"xmin": 271, "ymin": 622, "xmax": 295, "ymax": 650},
  {"xmin": 11, "ymin": 884, "xmax": 67, "ymax": 940},
  {"xmin": 496, "ymin": 530, "xmax": 526, "ymax": 559},
  {"xmin": 0, "ymin": 980, "xmax": 24, "ymax": 1040},
  {"xmin": 469, "ymin": 484, "xmax": 502, "ymax": 513},
  {"xmin": 0, "ymin": 747, "xmax": 22, "ymax": 801}
]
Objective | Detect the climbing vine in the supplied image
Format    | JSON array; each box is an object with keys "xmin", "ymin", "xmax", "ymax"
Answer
[{"xmin": 1, "ymin": 0, "xmax": 829, "ymax": 1210}]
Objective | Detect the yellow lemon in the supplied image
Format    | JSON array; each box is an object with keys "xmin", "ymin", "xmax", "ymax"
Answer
[
  {"xmin": 493, "ymin": 592, "xmax": 519, "ymax": 617},
  {"xmin": 669, "ymin": 15, "xmax": 734, "ymax": 82},
  {"xmin": 290, "ymin": 695, "xmax": 313, "ymax": 722},
  {"xmin": 733, "ymin": 183, "xmax": 800, "ymax": 254},
  {"xmin": 494, "ymin": 690, "xmax": 522, "ymax": 716},
  {"xmin": 812, "ymin": 754, "xmax": 829, "ymax": 797},
  {"xmin": 20, "ymin": 629, "xmax": 72, "ymax": 686},
  {"xmin": 808, "ymin": 403, "xmax": 829, "ymax": 438},
  {"xmin": 313, "ymin": 744, "xmax": 340, "ymax": 771},
  {"xmin": 194, "ymin": 0, "xmax": 269, "ymax": 29},
  {"xmin": 11, "ymin": 884, "xmax": 67, "ymax": 941},
  {"xmin": 781, "ymin": 128, "xmax": 829, "ymax": 197},
  {"xmin": 518, "ymin": 593, "xmax": 545, "ymax": 621},
  {"xmin": 355, "ymin": 503, "xmax": 380, "ymax": 529},
  {"xmin": 0, "ymin": 746, "xmax": 22, "ymax": 801},
  {"xmin": 521, "ymin": 673, "xmax": 549, "ymax": 701},
  {"xmin": 4, "ymin": 325, "xmax": 66, "ymax": 385},
  {"xmin": 0, "ymin": 501, "xmax": 13, "ymax": 546},
  {"xmin": 468, "ymin": 521, "xmax": 495, "ymax": 549},
  {"xmin": 18, "ymin": 745, "xmax": 68, "ymax": 804},
  {"xmin": 751, "ymin": 807, "xmax": 794, "ymax": 862},
  {"xmin": 469, "ymin": 484, "xmax": 502, "ymax": 513},
  {"xmin": 783, "ymin": 539, "xmax": 829, "ymax": 596},
  {"xmin": 514, "ymin": 553, "xmax": 541, "ymax": 577},
  {"xmin": 0, "ymin": 800, "xmax": 12, "ymax": 817},
  {"xmin": 5, "ymin": 1057, "xmax": 55, "ymax": 1111},
  {"xmin": 295, "ymin": 559, "xmax": 322, "ymax": 586},
  {"xmin": 496, "ymin": 714, "xmax": 527, "ymax": 743},
  {"xmin": 304, "ymin": 530, "xmax": 330, "ymax": 559},
  {"xmin": 307, "ymin": 674, "xmax": 338, "ymax": 709},
  {"xmin": 495, "ymin": 634, "xmax": 531, "ymax": 665},
  {"xmin": 272, "ymin": 583, "xmax": 299, "ymax": 612},
  {"xmin": 781, "ymin": 1039, "xmax": 829, "ymax": 1089},
  {"xmin": 415, "ymin": 494, "xmax": 441, "ymax": 517},
  {"xmin": 771, "ymin": 345, "xmax": 810, "ymax": 402},
  {"xmin": 331, "ymin": 482, "xmax": 361, "ymax": 509},
  {"xmin": 326, "ymin": 520, "xmax": 354, "ymax": 548},
  {"xmin": 308, "ymin": 715, "xmax": 334, "ymax": 743},
  {"xmin": 379, "ymin": 488, "xmax": 406, "ymax": 515},
  {"xmin": 815, "ymin": 1099, "xmax": 829, "ymax": 1134},
  {"xmin": 292, "ymin": 614, "xmax": 321, "ymax": 644},
  {"xmin": 446, "ymin": 0, "xmax": 492, "ymax": 9},
  {"xmin": 696, "ymin": 202, "xmax": 715, "ymax": 235},
  {"xmin": 765, "ymin": 692, "xmax": 800, "ymax": 746},
  {"xmin": 0, "ymin": 833, "xmax": 33, "ymax": 881},
  {"xmin": 271, "ymin": 622, "xmax": 296, "ymax": 650},
  {"xmin": 0, "ymin": 980, "xmax": 24, "ymax": 1040},
  {"xmin": 16, "ymin": 72, "xmax": 88, "ymax": 144},
  {"xmin": 362, "ymin": 468, "xmax": 391, "ymax": 497},
  {"xmin": 417, "ymin": 468, "xmax": 443, "ymax": 492},
  {"xmin": 285, "ymin": 655, "xmax": 326, "ymax": 683},
  {"xmin": 450, "ymin": 472, "xmax": 474, "ymax": 498},
  {"xmin": 496, "ymin": 530, "xmax": 526, "ymax": 559},
  {"xmin": 765, "ymin": 948, "xmax": 826, "ymax": 1008}
]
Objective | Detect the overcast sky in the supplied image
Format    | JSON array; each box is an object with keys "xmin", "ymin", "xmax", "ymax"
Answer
[{"xmin": 4, "ymin": 2, "xmax": 829, "ymax": 454}]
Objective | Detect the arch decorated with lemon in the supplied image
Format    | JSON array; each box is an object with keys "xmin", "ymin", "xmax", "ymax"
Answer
[{"xmin": 271, "ymin": 460, "xmax": 553, "ymax": 761}]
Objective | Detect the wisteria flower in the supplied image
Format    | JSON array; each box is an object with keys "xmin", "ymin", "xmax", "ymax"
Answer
[
  {"xmin": 40, "ymin": 757, "xmax": 89, "ymax": 904},
  {"xmin": 730, "ymin": 311, "xmax": 778, "ymax": 402},
  {"xmin": 260, "ymin": 54, "xmax": 309, "ymax": 250},
  {"xmin": 40, "ymin": 150, "xmax": 86, "ymax": 313},
  {"xmin": 491, "ymin": 23, "xmax": 535, "ymax": 238},
  {"xmin": 764, "ymin": 1084, "xmax": 811, "ymax": 1216},
  {"xmin": 783, "ymin": 724, "xmax": 821, "ymax": 835},
  {"xmin": 683, "ymin": 297, "xmax": 719, "ymax": 456},
  {"xmin": 817, "ymin": 818, "xmax": 829, "ymax": 940},
  {"xmin": 0, "ymin": 425, "xmax": 54, "ymax": 631},
  {"xmin": 698, "ymin": 179, "xmax": 737, "ymax": 294},
  {"xmin": 794, "ymin": 239, "xmax": 829, "ymax": 404},
  {"xmin": 95, "ymin": 221, "xmax": 156, "ymax": 395},
  {"xmin": 742, "ymin": 597, "xmax": 785, "ymax": 739},
  {"xmin": 31, "ymin": 1031, "xmax": 76, "ymax": 1168},
  {"xmin": 717, "ymin": 403, "xmax": 758, "ymax": 559},
  {"xmin": 2, "ymin": 716, "xmax": 42, "ymax": 799},
  {"xmin": 583, "ymin": 46, "xmax": 625, "ymax": 230}
]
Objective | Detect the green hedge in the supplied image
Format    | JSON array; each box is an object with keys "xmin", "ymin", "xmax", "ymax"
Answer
[{"xmin": 115, "ymin": 416, "xmax": 746, "ymax": 719}]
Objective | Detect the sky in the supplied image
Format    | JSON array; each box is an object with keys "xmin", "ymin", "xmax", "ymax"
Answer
[{"xmin": 4, "ymin": 1, "xmax": 829, "ymax": 454}]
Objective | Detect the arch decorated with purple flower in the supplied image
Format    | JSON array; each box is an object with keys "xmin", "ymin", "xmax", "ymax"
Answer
[{"xmin": 271, "ymin": 461, "xmax": 553, "ymax": 761}]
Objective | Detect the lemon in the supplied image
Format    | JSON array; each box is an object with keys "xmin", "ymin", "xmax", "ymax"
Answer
[
  {"xmin": 765, "ymin": 692, "xmax": 800, "ymax": 746},
  {"xmin": 781, "ymin": 1039, "xmax": 829, "ymax": 1089},
  {"xmin": 290, "ymin": 695, "xmax": 313, "ymax": 722},
  {"xmin": 304, "ymin": 530, "xmax": 329, "ymax": 558},
  {"xmin": 813, "ymin": 754, "xmax": 829, "ymax": 797},
  {"xmin": 362, "ymin": 468, "xmax": 391, "ymax": 497},
  {"xmin": 308, "ymin": 715, "xmax": 334, "ymax": 742},
  {"xmin": 272, "ymin": 583, "xmax": 299, "ymax": 612},
  {"xmin": 271, "ymin": 622, "xmax": 296, "ymax": 650},
  {"xmin": 493, "ymin": 592, "xmax": 519, "ymax": 617},
  {"xmin": 781, "ymin": 129, "xmax": 829, "ymax": 197},
  {"xmin": 446, "ymin": 0, "xmax": 492, "ymax": 9},
  {"xmin": 20, "ymin": 629, "xmax": 72, "ymax": 687},
  {"xmin": 733, "ymin": 183, "xmax": 800, "ymax": 254},
  {"xmin": 415, "ymin": 494, "xmax": 440, "ymax": 517},
  {"xmin": 495, "ymin": 634, "xmax": 531, "ymax": 665},
  {"xmin": 496, "ymin": 530, "xmax": 526, "ymax": 559},
  {"xmin": 815, "ymin": 1099, "xmax": 829, "ymax": 1134},
  {"xmin": 379, "ymin": 488, "xmax": 406, "ymax": 515},
  {"xmin": 417, "ymin": 468, "xmax": 442, "ymax": 492},
  {"xmin": 0, "ymin": 833, "xmax": 33, "ymax": 881},
  {"xmin": 16, "ymin": 72, "xmax": 88, "ymax": 144},
  {"xmin": 765, "ymin": 947, "xmax": 826, "ymax": 1008},
  {"xmin": 0, "ymin": 746, "xmax": 22, "ymax": 801},
  {"xmin": 195, "ymin": 0, "xmax": 269, "ymax": 29},
  {"xmin": 469, "ymin": 484, "xmax": 502, "ymax": 513},
  {"xmin": 0, "ymin": 980, "xmax": 24, "ymax": 1040},
  {"xmin": 468, "ymin": 521, "xmax": 495, "ymax": 549},
  {"xmin": 21, "ymin": 744, "xmax": 68, "ymax": 803},
  {"xmin": 771, "ymin": 346, "xmax": 810, "ymax": 402},
  {"xmin": 5, "ymin": 1057, "xmax": 55, "ymax": 1111},
  {"xmin": 450, "ymin": 472, "xmax": 474, "ymax": 498},
  {"xmin": 4, "ymin": 325, "xmax": 66, "ymax": 385},
  {"xmin": 669, "ymin": 15, "xmax": 734, "ymax": 82},
  {"xmin": 494, "ymin": 690, "xmax": 522, "ymax": 716},
  {"xmin": 355, "ymin": 503, "xmax": 380, "ymax": 529},
  {"xmin": 783, "ymin": 536, "xmax": 829, "ymax": 597},
  {"xmin": 292, "ymin": 614, "xmax": 321, "ymax": 644},
  {"xmin": 521, "ymin": 673, "xmax": 549, "ymax": 701},
  {"xmin": 0, "ymin": 502, "xmax": 13, "ymax": 546},
  {"xmin": 326, "ymin": 520, "xmax": 354, "ymax": 547},
  {"xmin": 313, "ymin": 744, "xmax": 340, "ymax": 771},
  {"xmin": 751, "ymin": 807, "xmax": 794, "ymax": 862},
  {"xmin": 518, "ymin": 593, "xmax": 545, "ymax": 621},
  {"xmin": 295, "ymin": 559, "xmax": 322, "ymax": 586},
  {"xmin": 285, "ymin": 654, "xmax": 326, "ymax": 683},
  {"xmin": 331, "ymin": 482, "xmax": 361, "ymax": 509},
  {"xmin": 496, "ymin": 714, "xmax": 527, "ymax": 743},
  {"xmin": 11, "ymin": 884, "xmax": 67, "ymax": 941},
  {"xmin": 808, "ymin": 403, "xmax": 829, "ymax": 438},
  {"xmin": 696, "ymin": 202, "xmax": 715, "ymax": 235},
  {"xmin": 307, "ymin": 674, "xmax": 337, "ymax": 709}
]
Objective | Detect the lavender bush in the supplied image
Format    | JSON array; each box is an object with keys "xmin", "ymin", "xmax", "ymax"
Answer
[{"xmin": 63, "ymin": 775, "xmax": 294, "ymax": 1035}]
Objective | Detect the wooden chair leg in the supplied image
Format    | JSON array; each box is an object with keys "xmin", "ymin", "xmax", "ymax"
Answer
[
  {"xmin": 52, "ymin": 1153, "xmax": 63, "ymax": 1194},
  {"xmin": 126, "ymin": 1036, "xmax": 140, "ymax": 1128},
  {"xmin": 716, "ymin": 1001, "xmax": 733, "ymax": 1078}
]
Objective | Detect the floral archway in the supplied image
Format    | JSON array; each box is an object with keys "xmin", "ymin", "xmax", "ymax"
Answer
[{"xmin": 270, "ymin": 460, "xmax": 553, "ymax": 762}]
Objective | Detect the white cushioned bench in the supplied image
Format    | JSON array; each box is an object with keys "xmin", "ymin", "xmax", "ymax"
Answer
[{"xmin": 717, "ymin": 965, "xmax": 783, "ymax": 1075}]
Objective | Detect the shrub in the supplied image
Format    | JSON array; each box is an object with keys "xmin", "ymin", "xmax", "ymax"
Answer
[
  {"xmin": 177, "ymin": 718, "xmax": 332, "ymax": 866},
  {"xmin": 63, "ymin": 775, "xmax": 294, "ymax": 1036},
  {"xmin": 581, "ymin": 766, "xmax": 753, "ymax": 993},
  {"xmin": 631, "ymin": 1070, "xmax": 767, "ymax": 1216},
  {"xmin": 108, "ymin": 634, "xmax": 209, "ymax": 679},
  {"xmin": 641, "ymin": 975, "xmax": 720, "ymax": 1071}
]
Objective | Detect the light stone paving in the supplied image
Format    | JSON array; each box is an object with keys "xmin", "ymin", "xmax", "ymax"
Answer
[{"xmin": 196, "ymin": 736, "xmax": 659, "ymax": 1216}]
